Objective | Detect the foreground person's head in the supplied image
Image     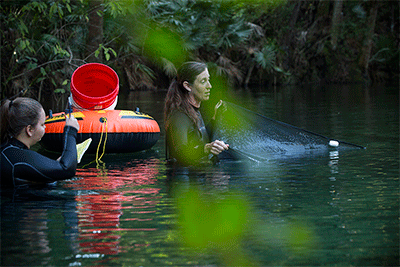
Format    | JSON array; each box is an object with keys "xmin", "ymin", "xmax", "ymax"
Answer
[{"xmin": 1, "ymin": 97, "xmax": 45, "ymax": 146}]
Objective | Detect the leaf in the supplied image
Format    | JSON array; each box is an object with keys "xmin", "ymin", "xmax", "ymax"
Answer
[
  {"xmin": 26, "ymin": 56, "xmax": 38, "ymax": 62},
  {"xmin": 274, "ymin": 66, "xmax": 291, "ymax": 76},
  {"xmin": 54, "ymin": 88, "xmax": 66, "ymax": 94},
  {"xmin": 26, "ymin": 62, "xmax": 38, "ymax": 70},
  {"xmin": 49, "ymin": 3, "xmax": 57, "ymax": 17},
  {"xmin": 37, "ymin": 77, "xmax": 47, "ymax": 83},
  {"xmin": 110, "ymin": 48, "xmax": 117, "ymax": 57},
  {"xmin": 18, "ymin": 20, "xmax": 29, "ymax": 34},
  {"xmin": 19, "ymin": 40, "xmax": 26, "ymax": 50},
  {"xmin": 58, "ymin": 6, "xmax": 64, "ymax": 17},
  {"xmin": 62, "ymin": 79, "xmax": 69, "ymax": 86},
  {"xmin": 254, "ymin": 45, "xmax": 276, "ymax": 71},
  {"xmin": 66, "ymin": 3, "xmax": 72, "ymax": 13}
]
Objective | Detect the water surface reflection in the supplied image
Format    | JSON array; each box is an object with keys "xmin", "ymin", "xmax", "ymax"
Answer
[{"xmin": 64, "ymin": 158, "xmax": 161, "ymax": 256}]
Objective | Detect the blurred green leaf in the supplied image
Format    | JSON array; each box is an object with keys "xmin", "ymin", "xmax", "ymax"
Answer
[
  {"xmin": 175, "ymin": 186, "xmax": 255, "ymax": 265},
  {"xmin": 142, "ymin": 26, "xmax": 188, "ymax": 67}
]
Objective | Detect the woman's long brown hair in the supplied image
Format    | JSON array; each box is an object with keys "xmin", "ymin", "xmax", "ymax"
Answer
[{"xmin": 164, "ymin": 61, "xmax": 207, "ymax": 130}]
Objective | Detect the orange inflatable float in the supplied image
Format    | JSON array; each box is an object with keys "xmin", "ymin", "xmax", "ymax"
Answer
[{"xmin": 41, "ymin": 110, "xmax": 160, "ymax": 153}]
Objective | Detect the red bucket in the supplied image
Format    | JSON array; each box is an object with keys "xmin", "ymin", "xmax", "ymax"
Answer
[{"xmin": 71, "ymin": 63, "xmax": 119, "ymax": 110}]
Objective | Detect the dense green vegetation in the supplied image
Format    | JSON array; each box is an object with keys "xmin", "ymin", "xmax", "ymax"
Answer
[{"xmin": 1, "ymin": 0, "xmax": 398, "ymax": 105}]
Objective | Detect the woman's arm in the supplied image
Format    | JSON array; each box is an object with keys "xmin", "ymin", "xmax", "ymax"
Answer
[
  {"xmin": 13, "ymin": 126, "xmax": 78, "ymax": 183},
  {"xmin": 167, "ymin": 112, "xmax": 207, "ymax": 165}
]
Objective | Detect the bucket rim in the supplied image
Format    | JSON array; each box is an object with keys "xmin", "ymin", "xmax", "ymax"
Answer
[
  {"xmin": 72, "ymin": 62, "xmax": 118, "ymax": 77},
  {"xmin": 71, "ymin": 62, "xmax": 119, "ymax": 101}
]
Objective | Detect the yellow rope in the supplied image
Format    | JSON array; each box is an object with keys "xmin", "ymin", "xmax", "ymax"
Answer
[
  {"xmin": 79, "ymin": 117, "xmax": 108, "ymax": 171},
  {"xmin": 95, "ymin": 118, "xmax": 108, "ymax": 169}
]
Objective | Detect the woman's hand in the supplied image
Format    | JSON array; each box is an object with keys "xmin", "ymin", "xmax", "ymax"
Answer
[
  {"xmin": 205, "ymin": 140, "xmax": 229, "ymax": 155},
  {"xmin": 212, "ymin": 100, "xmax": 226, "ymax": 120},
  {"xmin": 65, "ymin": 114, "xmax": 80, "ymax": 131}
]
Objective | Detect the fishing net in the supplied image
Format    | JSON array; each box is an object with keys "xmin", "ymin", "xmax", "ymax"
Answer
[{"xmin": 212, "ymin": 101, "xmax": 364, "ymax": 161}]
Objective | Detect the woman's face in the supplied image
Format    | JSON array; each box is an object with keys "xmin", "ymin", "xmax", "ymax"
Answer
[
  {"xmin": 188, "ymin": 68, "xmax": 212, "ymax": 104},
  {"xmin": 30, "ymin": 108, "xmax": 46, "ymax": 145}
]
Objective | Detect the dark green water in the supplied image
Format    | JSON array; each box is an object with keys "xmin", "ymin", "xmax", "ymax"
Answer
[{"xmin": 1, "ymin": 84, "xmax": 398, "ymax": 266}]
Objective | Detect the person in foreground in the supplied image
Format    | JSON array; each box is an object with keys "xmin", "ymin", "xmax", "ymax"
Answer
[
  {"xmin": 164, "ymin": 61, "xmax": 229, "ymax": 166},
  {"xmin": 1, "ymin": 97, "xmax": 80, "ymax": 187}
]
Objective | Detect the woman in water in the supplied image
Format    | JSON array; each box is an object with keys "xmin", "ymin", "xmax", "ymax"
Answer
[
  {"xmin": 164, "ymin": 61, "xmax": 229, "ymax": 166},
  {"xmin": 1, "ymin": 97, "xmax": 80, "ymax": 187}
]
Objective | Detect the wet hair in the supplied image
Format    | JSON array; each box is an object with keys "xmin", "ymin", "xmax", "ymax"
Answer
[
  {"xmin": 164, "ymin": 61, "xmax": 208, "ymax": 130},
  {"xmin": 0, "ymin": 97, "xmax": 43, "ymax": 143}
]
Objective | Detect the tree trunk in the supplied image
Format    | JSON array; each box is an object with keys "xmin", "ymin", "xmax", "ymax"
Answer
[
  {"xmin": 86, "ymin": 0, "xmax": 103, "ymax": 63},
  {"xmin": 358, "ymin": 1, "xmax": 379, "ymax": 79},
  {"xmin": 281, "ymin": 1, "xmax": 301, "ymax": 71},
  {"xmin": 330, "ymin": 0, "xmax": 343, "ymax": 50}
]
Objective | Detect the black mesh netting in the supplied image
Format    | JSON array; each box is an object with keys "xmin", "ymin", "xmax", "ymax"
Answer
[{"xmin": 212, "ymin": 101, "xmax": 364, "ymax": 161}]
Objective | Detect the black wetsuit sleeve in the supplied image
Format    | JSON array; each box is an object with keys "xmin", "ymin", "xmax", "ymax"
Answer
[
  {"xmin": 58, "ymin": 126, "xmax": 78, "ymax": 175},
  {"xmin": 3, "ymin": 126, "xmax": 78, "ymax": 184},
  {"xmin": 167, "ymin": 112, "xmax": 207, "ymax": 165},
  {"xmin": 205, "ymin": 118, "xmax": 216, "ymax": 140}
]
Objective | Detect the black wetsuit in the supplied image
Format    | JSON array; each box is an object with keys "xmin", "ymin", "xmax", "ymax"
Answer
[
  {"xmin": 1, "ymin": 126, "xmax": 78, "ymax": 187},
  {"xmin": 166, "ymin": 108, "xmax": 212, "ymax": 166}
]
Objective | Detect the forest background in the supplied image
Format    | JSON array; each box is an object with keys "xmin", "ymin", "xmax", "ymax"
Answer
[{"xmin": 1, "ymin": 0, "xmax": 398, "ymax": 109}]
